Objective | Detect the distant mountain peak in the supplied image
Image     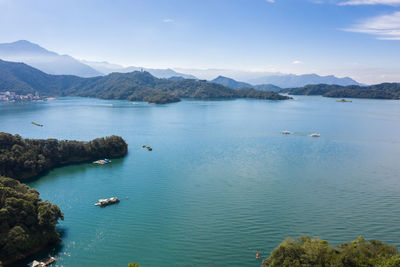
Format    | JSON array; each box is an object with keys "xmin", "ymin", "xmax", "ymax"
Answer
[{"xmin": 0, "ymin": 40, "xmax": 102, "ymax": 77}]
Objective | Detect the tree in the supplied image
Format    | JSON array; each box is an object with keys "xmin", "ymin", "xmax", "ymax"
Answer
[{"xmin": 263, "ymin": 236, "xmax": 399, "ymax": 267}]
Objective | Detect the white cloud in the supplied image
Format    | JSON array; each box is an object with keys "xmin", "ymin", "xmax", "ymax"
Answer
[
  {"xmin": 292, "ymin": 60, "xmax": 303, "ymax": 64},
  {"xmin": 266, "ymin": 0, "xmax": 275, "ymax": 3},
  {"xmin": 344, "ymin": 11, "xmax": 400, "ymax": 40},
  {"xmin": 163, "ymin": 18, "xmax": 174, "ymax": 23},
  {"xmin": 338, "ymin": 0, "xmax": 400, "ymax": 5}
]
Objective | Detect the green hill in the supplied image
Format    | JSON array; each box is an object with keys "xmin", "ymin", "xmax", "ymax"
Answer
[{"xmin": 282, "ymin": 83, "xmax": 400, "ymax": 100}]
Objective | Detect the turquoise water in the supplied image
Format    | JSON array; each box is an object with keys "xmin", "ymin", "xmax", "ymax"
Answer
[{"xmin": 2, "ymin": 96, "xmax": 400, "ymax": 267}]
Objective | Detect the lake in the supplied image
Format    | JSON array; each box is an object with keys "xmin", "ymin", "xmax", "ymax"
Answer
[{"xmin": 2, "ymin": 96, "xmax": 400, "ymax": 267}]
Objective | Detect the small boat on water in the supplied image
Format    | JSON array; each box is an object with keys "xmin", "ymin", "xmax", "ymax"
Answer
[
  {"xmin": 310, "ymin": 133, "xmax": 320, "ymax": 137},
  {"xmin": 142, "ymin": 145, "xmax": 153, "ymax": 151},
  {"xmin": 282, "ymin": 131, "xmax": 292, "ymax": 135},
  {"xmin": 31, "ymin": 121, "xmax": 43, "ymax": 127},
  {"xmin": 31, "ymin": 256, "xmax": 55, "ymax": 267},
  {"xmin": 94, "ymin": 197, "xmax": 120, "ymax": 206},
  {"xmin": 336, "ymin": 99, "xmax": 352, "ymax": 102},
  {"xmin": 93, "ymin": 158, "xmax": 111, "ymax": 165},
  {"xmin": 256, "ymin": 251, "xmax": 261, "ymax": 259}
]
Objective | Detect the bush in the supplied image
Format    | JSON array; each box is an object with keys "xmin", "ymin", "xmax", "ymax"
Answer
[
  {"xmin": 0, "ymin": 177, "xmax": 63, "ymax": 263},
  {"xmin": 263, "ymin": 236, "xmax": 399, "ymax": 267}
]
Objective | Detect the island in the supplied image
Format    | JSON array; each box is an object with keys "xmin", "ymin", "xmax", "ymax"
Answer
[
  {"xmin": 0, "ymin": 59, "xmax": 291, "ymax": 104},
  {"xmin": 0, "ymin": 132, "xmax": 128, "ymax": 180},
  {"xmin": 281, "ymin": 83, "xmax": 400, "ymax": 100},
  {"xmin": 0, "ymin": 177, "xmax": 64, "ymax": 266},
  {"xmin": 263, "ymin": 235, "xmax": 400, "ymax": 267}
]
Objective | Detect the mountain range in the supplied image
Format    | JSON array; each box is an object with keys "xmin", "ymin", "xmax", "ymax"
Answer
[
  {"xmin": 247, "ymin": 73, "xmax": 362, "ymax": 88},
  {"xmin": 0, "ymin": 40, "xmax": 102, "ymax": 77},
  {"xmin": 0, "ymin": 40, "xmax": 196, "ymax": 79},
  {"xmin": 82, "ymin": 60, "xmax": 196, "ymax": 79},
  {"xmin": 0, "ymin": 40, "xmax": 363, "ymax": 88},
  {"xmin": 174, "ymin": 68, "xmax": 362, "ymax": 88},
  {"xmin": 0, "ymin": 59, "xmax": 290, "ymax": 104}
]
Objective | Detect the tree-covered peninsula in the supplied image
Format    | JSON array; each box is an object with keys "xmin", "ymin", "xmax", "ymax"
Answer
[
  {"xmin": 263, "ymin": 235, "xmax": 400, "ymax": 267},
  {"xmin": 0, "ymin": 177, "xmax": 64, "ymax": 265},
  {"xmin": 0, "ymin": 59, "xmax": 291, "ymax": 104},
  {"xmin": 282, "ymin": 83, "xmax": 400, "ymax": 100},
  {"xmin": 0, "ymin": 132, "xmax": 128, "ymax": 180}
]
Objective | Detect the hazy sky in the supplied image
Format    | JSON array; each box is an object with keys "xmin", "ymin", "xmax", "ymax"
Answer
[{"xmin": 0, "ymin": 0, "xmax": 399, "ymax": 84}]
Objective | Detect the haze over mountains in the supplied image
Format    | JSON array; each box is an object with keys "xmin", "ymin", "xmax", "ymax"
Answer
[
  {"xmin": 0, "ymin": 40, "xmax": 362, "ymax": 88},
  {"xmin": 0, "ymin": 40, "xmax": 102, "ymax": 77},
  {"xmin": 82, "ymin": 60, "xmax": 196, "ymax": 79},
  {"xmin": 175, "ymin": 68, "xmax": 362, "ymax": 88}
]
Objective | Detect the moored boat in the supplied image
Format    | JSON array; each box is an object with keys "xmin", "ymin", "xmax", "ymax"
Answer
[
  {"xmin": 93, "ymin": 158, "xmax": 111, "ymax": 165},
  {"xmin": 31, "ymin": 256, "xmax": 55, "ymax": 267},
  {"xmin": 94, "ymin": 197, "xmax": 120, "ymax": 206},
  {"xmin": 310, "ymin": 133, "xmax": 320, "ymax": 137}
]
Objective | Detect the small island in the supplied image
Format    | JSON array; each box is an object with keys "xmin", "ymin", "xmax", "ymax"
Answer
[{"xmin": 0, "ymin": 132, "xmax": 128, "ymax": 181}]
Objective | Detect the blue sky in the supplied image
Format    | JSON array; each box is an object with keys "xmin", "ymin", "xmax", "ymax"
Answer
[{"xmin": 0, "ymin": 0, "xmax": 399, "ymax": 84}]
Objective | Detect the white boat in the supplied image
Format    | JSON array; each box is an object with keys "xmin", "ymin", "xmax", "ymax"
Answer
[
  {"xmin": 282, "ymin": 131, "xmax": 292, "ymax": 135},
  {"xmin": 310, "ymin": 133, "xmax": 320, "ymax": 137},
  {"xmin": 93, "ymin": 158, "xmax": 111, "ymax": 165},
  {"xmin": 94, "ymin": 197, "xmax": 120, "ymax": 206},
  {"xmin": 31, "ymin": 257, "xmax": 55, "ymax": 267}
]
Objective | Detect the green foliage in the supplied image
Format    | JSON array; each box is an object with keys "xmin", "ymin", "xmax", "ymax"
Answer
[
  {"xmin": 0, "ymin": 60, "xmax": 291, "ymax": 103},
  {"xmin": 0, "ymin": 177, "xmax": 63, "ymax": 263},
  {"xmin": 128, "ymin": 263, "xmax": 140, "ymax": 267},
  {"xmin": 0, "ymin": 132, "xmax": 128, "ymax": 180},
  {"xmin": 263, "ymin": 236, "xmax": 399, "ymax": 267},
  {"xmin": 283, "ymin": 83, "xmax": 400, "ymax": 99}
]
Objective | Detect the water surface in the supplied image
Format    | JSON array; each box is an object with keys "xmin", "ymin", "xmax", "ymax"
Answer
[{"xmin": 2, "ymin": 96, "xmax": 400, "ymax": 267}]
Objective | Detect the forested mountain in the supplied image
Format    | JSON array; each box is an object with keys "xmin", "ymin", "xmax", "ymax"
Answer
[
  {"xmin": 211, "ymin": 76, "xmax": 254, "ymax": 89},
  {"xmin": 0, "ymin": 59, "xmax": 83, "ymax": 96},
  {"xmin": 0, "ymin": 132, "xmax": 128, "ymax": 180},
  {"xmin": 282, "ymin": 83, "xmax": 400, "ymax": 99},
  {"xmin": 0, "ymin": 40, "xmax": 102, "ymax": 77},
  {"xmin": 211, "ymin": 76, "xmax": 281, "ymax": 92},
  {"xmin": 0, "ymin": 60, "xmax": 291, "ymax": 103}
]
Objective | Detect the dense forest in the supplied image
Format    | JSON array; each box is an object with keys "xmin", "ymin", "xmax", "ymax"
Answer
[
  {"xmin": 0, "ymin": 59, "xmax": 290, "ymax": 103},
  {"xmin": 282, "ymin": 83, "xmax": 400, "ymax": 100},
  {"xmin": 0, "ymin": 132, "xmax": 128, "ymax": 180},
  {"xmin": 0, "ymin": 177, "xmax": 64, "ymax": 265},
  {"xmin": 263, "ymin": 235, "xmax": 400, "ymax": 267}
]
